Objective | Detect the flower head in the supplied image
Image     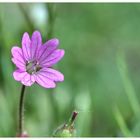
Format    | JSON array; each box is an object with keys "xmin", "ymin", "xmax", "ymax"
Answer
[
  {"xmin": 17, "ymin": 131, "xmax": 29, "ymax": 137},
  {"xmin": 11, "ymin": 31, "xmax": 65, "ymax": 88}
]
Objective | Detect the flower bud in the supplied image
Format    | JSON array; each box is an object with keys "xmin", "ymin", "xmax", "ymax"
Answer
[
  {"xmin": 17, "ymin": 131, "xmax": 29, "ymax": 137},
  {"xmin": 53, "ymin": 111, "xmax": 78, "ymax": 137},
  {"xmin": 60, "ymin": 129, "xmax": 73, "ymax": 137}
]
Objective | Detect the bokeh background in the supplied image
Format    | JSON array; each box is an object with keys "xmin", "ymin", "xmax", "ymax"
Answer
[{"xmin": 0, "ymin": 3, "xmax": 140, "ymax": 137}]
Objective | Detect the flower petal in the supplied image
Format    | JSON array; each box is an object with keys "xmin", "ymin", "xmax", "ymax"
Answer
[
  {"xmin": 13, "ymin": 69, "xmax": 35, "ymax": 86},
  {"xmin": 13, "ymin": 69, "xmax": 27, "ymax": 81},
  {"xmin": 38, "ymin": 38, "xmax": 59, "ymax": 61},
  {"xmin": 31, "ymin": 31, "xmax": 42, "ymax": 59},
  {"xmin": 39, "ymin": 68, "xmax": 64, "ymax": 82},
  {"xmin": 21, "ymin": 73, "xmax": 35, "ymax": 86},
  {"xmin": 33, "ymin": 73, "xmax": 56, "ymax": 88},
  {"xmin": 11, "ymin": 47, "xmax": 26, "ymax": 70},
  {"xmin": 40, "ymin": 49, "xmax": 65, "ymax": 67},
  {"xmin": 22, "ymin": 32, "xmax": 31, "ymax": 61}
]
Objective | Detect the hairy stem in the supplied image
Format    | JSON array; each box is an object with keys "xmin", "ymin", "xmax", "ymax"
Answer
[{"xmin": 18, "ymin": 85, "xmax": 26, "ymax": 135}]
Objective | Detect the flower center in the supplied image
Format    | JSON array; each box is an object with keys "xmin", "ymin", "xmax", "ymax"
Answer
[{"xmin": 26, "ymin": 60, "xmax": 41, "ymax": 74}]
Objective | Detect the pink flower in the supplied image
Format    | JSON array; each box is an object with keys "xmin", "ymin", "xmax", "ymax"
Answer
[
  {"xmin": 11, "ymin": 31, "xmax": 65, "ymax": 88},
  {"xmin": 17, "ymin": 131, "xmax": 29, "ymax": 137}
]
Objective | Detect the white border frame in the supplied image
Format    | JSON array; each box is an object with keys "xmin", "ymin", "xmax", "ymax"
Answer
[{"xmin": 1, "ymin": 0, "xmax": 140, "ymax": 3}]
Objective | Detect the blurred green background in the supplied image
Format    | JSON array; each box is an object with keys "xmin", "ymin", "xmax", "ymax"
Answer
[{"xmin": 0, "ymin": 3, "xmax": 140, "ymax": 137}]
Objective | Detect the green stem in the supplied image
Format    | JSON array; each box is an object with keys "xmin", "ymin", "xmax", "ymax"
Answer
[
  {"xmin": 116, "ymin": 49, "xmax": 140, "ymax": 117},
  {"xmin": 46, "ymin": 3, "xmax": 59, "ymax": 127},
  {"xmin": 114, "ymin": 105, "xmax": 133, "ymax": 137},
  {"xmin": 0, "ymin": 10, "xmax": 5, "ymax": 88},
  {"xmin": 17, "ymin": 4, "xmax": 35, "ymax": 32},
  {"xmin": 46, "ymin": 3, "xmax": 56, "ymax": 39},
  {"xmin": 18, "ymin": 85, "xmax": 26, "ymax": 135}
]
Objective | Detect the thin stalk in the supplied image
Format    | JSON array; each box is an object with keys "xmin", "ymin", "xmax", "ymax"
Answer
[
  {"xmin": 116, "ymin": 49, "xmax": 140, "ymax": 117},
  {"xmin": 68, "ymin": 111, "xmax": 78, "ymax": 126},
  {"xmin": 114, "ymin": 105, "xmax": 133, "ymax": 137},
  {"xmin": 0, "ymin": 9, "xmax": 5, "ymax": 88},
  {"xmin": 17, "ymin": 4, "xmax": 35, "ymax": 32},
  {"xmin": 46, "ymin": 3, "xmax": 57, "ymax": 39},
  {"xmin": 18, "ymin": 85, "xmax": 26, "ymax": 135},
  {"xmin": 45, "ymin": 3, "xmax": 60, "ymax": 128}
]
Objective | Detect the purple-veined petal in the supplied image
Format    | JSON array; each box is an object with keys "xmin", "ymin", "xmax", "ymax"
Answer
[
  {"xmin": 12, "ymin": 58, "xmax": 26, "ymax": 71},
  {"xmin": 31, "ymin": 31, "xmax": 42, "ymax": 59},
  {"xmin": 40, "ymin": 49, "xmax": 65, "ymax": 67},
  {"xmin": 37, "ymin": 38, "xmax": 59, "ymax": 61},
  {"xmin": 11, "ymin": 46, "xmax": 25, "ymax": 62},
  {"xmin": 13, "ymin": 69, "xmax": 27, "ymax": 81},
  {"xmin": 13, "ymin": 69, "xmax": 35, "ymax": 86},
  {"xmin": 21, "ymin": 73, "xmax": 35, "ymax": 86},
  {"xmin": 33, "ymin": 73, "xmax": 56, "ymax": 88},
  {"xmin": 22, "ymin": 32, "xmax": 31, "ymax": 61},
  {"xmin": 39, "ymin": 68, "xmax": 64, "ymax": 82},
  {"xmin": 11, "ymin": 47, "xmax": 26, "ymax": 70}
]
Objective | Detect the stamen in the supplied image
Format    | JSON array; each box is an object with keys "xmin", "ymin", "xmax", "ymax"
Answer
[{"xmin": 26, "ymin": 60, "xmax": 41, "ymax": 74}]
